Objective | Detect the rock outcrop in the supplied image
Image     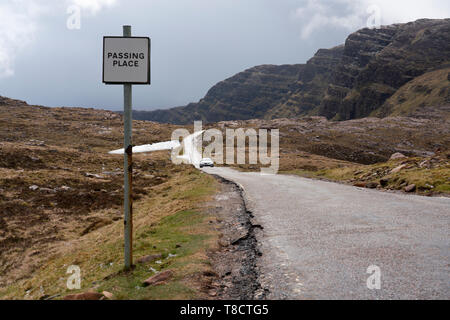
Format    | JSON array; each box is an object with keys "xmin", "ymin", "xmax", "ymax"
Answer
[
  {"xmin": 319, "ymin": 19, "xmax": 450, "ymax": 120},
  {"xmin": 133, "ymin": 64, "xmax": 303, "ymax": 124},
  {"xmin": 132, "ymin": 18, "xmax": 450, "ymax": 124}
]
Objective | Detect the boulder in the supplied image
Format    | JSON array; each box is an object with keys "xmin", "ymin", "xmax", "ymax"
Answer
[
  {"xmin": 143, "ymin": 270, "xmax": 173, "ymax": 287},
  {"xmin": 404, "ymin": 184, "xmax": 416, "ymax": 193},
  {"xmin": 366, "ymin": 182, "xmax": 378, "ymax": 189},
  {"xmin": 390, "ymin": 152, "xmax": 407, "ymax": 160},
  {"xmin": 353, "ymin": 182, "xmax": 366, "ymax": 188}
]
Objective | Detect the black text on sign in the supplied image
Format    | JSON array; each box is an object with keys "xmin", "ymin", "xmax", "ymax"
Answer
[{"xmin": 103, "ymin": 37, "xmax": 151, "ymax": 84}]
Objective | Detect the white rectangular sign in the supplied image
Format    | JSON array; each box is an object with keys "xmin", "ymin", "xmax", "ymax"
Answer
[{"xmin": 103, "ymin": 36, "xmax": 151, "ymax": 84}]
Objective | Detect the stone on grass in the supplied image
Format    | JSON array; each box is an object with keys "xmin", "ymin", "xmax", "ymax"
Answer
[
  {"xmin": 137, "ymin": 254, "xmax": 162, "ymax": 264},
  {"xmin": 143, "ymin": 270, "xmax": 173, "ymax": 287},
  {"xmin": 404, "ymin": 184, "xmax": 416, "ymax": 193}
]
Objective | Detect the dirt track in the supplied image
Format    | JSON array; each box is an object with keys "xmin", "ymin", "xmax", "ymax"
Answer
[{"xmin": 203, "ymin": 167, "xmax": 450, "ymax": 299}]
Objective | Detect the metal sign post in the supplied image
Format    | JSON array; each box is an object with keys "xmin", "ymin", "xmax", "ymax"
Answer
[
  {"xmin": 123, "ymin": 25, "xmax": 133, "ymax": 270},
  {"xmin": 103, "ymin": 25, "xmax": 151, "ymax": 270}
]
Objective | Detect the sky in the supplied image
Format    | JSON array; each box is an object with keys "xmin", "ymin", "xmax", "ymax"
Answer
[{"xmin": 0, "ymin": 0, "xmax": 449, "ymax": 111}]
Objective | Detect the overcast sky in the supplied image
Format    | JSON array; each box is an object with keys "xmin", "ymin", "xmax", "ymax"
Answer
[{"xmin": 0, "ymin": 0, "xmax": 449, "ymax": 111}]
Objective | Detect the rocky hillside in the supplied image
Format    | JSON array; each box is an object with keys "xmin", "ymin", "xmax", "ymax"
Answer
[
  {"xmin": 373, "ymin": 67, "xmax": 450, "ymax": 118},
  {"xmin": 0, "ymin": 96, "xmax": 182, "ymax": 287},
  {"xmin": 134, "ymin": 18, "xmax": 450, "ymax": 124},
  {"xmin": 133, "ymin": 64, "xmax": 304, "ymax": 124},
  {"xmin": 319, "ymin": 19, "xmax": 450, "ymax": 120}
]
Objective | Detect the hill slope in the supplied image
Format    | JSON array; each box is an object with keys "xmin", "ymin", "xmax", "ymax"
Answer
[
  {"xmin": 134, "ymin": 18, "xmax": 450, "ymax": 124},
  {"xmin": 133, "ymin": 64, "xmax": 304, "ymax": 124},
  {"xmin": 373, "ymin": 67, "xmax": 450, "ymax": 118}
]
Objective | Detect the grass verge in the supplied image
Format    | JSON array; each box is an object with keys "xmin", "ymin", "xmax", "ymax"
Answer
[
  {"xmin": 0, "ymin": 167, "xmax": 220, "ymax": 300},
  {"xmin": 283, "ymin": 155, "xmax": 450, "ymax": 196}
]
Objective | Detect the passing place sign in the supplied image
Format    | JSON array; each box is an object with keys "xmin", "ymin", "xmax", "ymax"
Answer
[{"xmin": 103, "ymin": 36, "xmax": 151, "ymax": 84}]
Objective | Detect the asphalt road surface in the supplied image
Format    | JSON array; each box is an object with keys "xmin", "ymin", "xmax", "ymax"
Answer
[{"xmin": 202, "ymin": 167, "xmax": 450, "ymax": 299}]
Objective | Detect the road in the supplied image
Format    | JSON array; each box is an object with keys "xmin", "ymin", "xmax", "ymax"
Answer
[{"xmin": 202, "ymin": 167, "xmax": 450, "ymax": 299}]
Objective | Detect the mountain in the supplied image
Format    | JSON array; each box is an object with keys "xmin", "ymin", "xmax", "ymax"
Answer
[
  {"xmin": 318, "ymin": 18, "xmax": 450, "ymax": 120},
  {"xmin": 133, "ymin": 64, "xmax": 304, "ymax": 123},
  {"xmin": 133, "ymin": 18, "xmax": 450, "ymax": 124}
]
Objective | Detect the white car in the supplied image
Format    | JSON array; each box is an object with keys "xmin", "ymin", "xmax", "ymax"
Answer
[{"xmin": 199, "ymin": 158, "xmax": 214, "ymax": 168}]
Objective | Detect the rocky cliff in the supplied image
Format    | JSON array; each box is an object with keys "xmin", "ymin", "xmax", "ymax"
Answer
[
  {"xmin": 133, "ymin": 18, "xmax": 450, "ymax": 124},
  {"xmin": 133, "ymin": 63, "xmax": 304, "ymax": 123},
  {"xmin": 319, "ymin": 18, "xmax": 450, "ymax": 120}
]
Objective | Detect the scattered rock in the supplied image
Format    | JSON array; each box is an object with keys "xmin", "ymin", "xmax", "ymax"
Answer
[
  {"xmin": 353, "ymin": 182, "xmax": 366, "ymax": 188},
  {"xmin": 143, "ymin": 270, "xmax": 173, "ymax": 287},
  {"xmin": 366, "ymin": 182, "xmax": 378, "ymax": 189},
  {"xmin": 29, "ymin": 185, "xmax": 39, "ymax": 191},
  {"xmin": 84, "ymin": 172, "xmax": 104, "ymax": 179},
  {"xmin": 390, "ymin": 152, "xmax": 407, "ymax": 160},
  {"xmin": 63, "ymin": 291, "xmax": 104, "ymax": 300},
  {"xmin": 404, "ymin": 184, "xmax": 416, "ymax": 193},
  {"xmin": 136, "ymin": 254, "xmax": 162, "ymax": 264}
]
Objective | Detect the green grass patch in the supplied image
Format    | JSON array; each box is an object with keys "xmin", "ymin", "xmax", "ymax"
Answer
[{"xmin": 95, "ymin": 210, "xmax": 211, "ymax": 300}]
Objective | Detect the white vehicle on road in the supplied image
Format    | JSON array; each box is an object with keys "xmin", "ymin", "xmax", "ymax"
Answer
[{"xmin": 199, "ymin": 158, "xmax": 214, "ymax": 168}]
